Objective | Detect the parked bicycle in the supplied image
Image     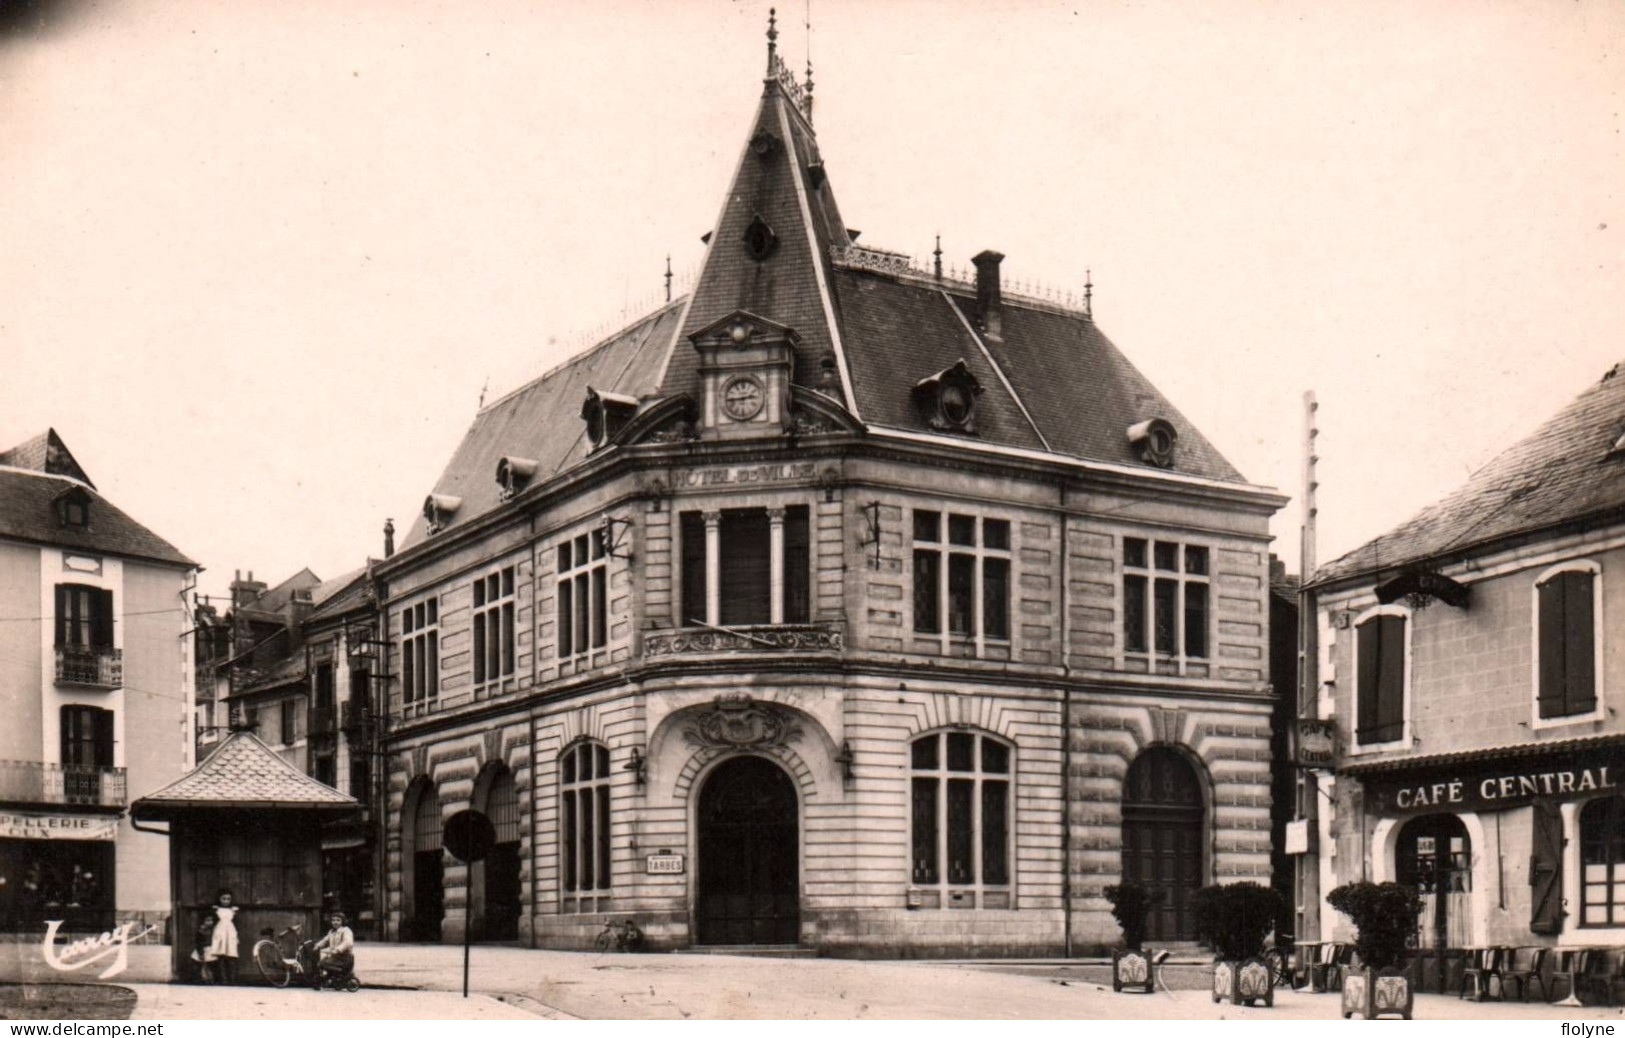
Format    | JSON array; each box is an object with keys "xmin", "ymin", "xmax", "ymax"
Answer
[
  {"xmin": 253, "ymin": 923, "xmax": 361, "ymax": 991},
  {"xmin": 1261, "ymin": 931, "xmax": 1296, "ymax": 990},
  {"xmin": 593, "ymin": 918, "xmax": 645, "ymax": 953}
]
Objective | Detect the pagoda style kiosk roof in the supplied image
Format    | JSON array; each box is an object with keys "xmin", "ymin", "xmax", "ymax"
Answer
[{"xmin": 132, "ymin": 730, "xmax": 358, "ymax": 820}]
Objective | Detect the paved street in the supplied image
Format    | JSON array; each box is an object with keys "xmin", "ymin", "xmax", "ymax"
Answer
[{"xmin": 7, "ymin": 942, "xmax": 1624, "ymax": 1020}]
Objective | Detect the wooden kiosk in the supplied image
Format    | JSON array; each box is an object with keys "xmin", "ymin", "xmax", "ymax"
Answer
[{"xmin": 131, "ymin": 731, "xmax": 359, "ymax": 982}]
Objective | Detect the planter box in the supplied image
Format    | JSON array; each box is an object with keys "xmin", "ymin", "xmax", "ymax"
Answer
[
  {"xmin": 1341, "ymin": 968, "xmax": 1413, "ymax": 1020},
  {"xmin": 1112, "ymin": 948, "xmax": 1154, "ymax": 993},
  {"xmin": 1212, "ymin": 958, "xmax": 1274, "ymax": 1007}
]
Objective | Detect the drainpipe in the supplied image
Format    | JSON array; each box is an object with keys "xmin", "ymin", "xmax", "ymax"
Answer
[{"xmin": 1058, "ymin": 481, "xmax": 1074, "ymax": 958}]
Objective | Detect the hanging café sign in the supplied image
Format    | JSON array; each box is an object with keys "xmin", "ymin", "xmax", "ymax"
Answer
[{"xmin": 1366, "ymin": 760, "xmax": 1618, "ymax": 815}]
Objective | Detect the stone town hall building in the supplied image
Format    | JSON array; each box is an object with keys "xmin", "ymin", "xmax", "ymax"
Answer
[{"xmin": 373, "ymin": 24, "xmax": 1287, "ymax": 955}]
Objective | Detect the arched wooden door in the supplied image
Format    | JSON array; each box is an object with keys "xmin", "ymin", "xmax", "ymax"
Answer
[
  {"xmin": 695, "ymin": 756, "xmax": 799, "ymax": 945},
  {"xmin": 481, "ymin": 767, "xmax": 522, "ymax": 941},
  {"xmin": 409, "ymin": 785, "xmax": 443, "ymax": 941},
  {"xmin": 1121, "ymin": 747, "xmax": 1206, "ymax": 942}
]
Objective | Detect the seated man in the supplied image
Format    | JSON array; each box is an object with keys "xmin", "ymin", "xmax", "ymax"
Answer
[{"xmin": 312, "ymin": 910, "xmax": 356, "ymax": 987}]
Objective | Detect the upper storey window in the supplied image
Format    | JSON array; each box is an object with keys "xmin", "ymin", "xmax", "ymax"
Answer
[
  {"xmin": 401, "ymin": 597, "xmax": 439, "ymax": 716},
  {"xmin": 1534, "ymin": 562, "xmax": 1602, "ymax": 723},
  {"xmin": 1122, "ymin": 538, "xmax": 1208, "ymax": 661},
  {"xmin": 679, "ymin": 506, "xmax": 810, "ymax": 628},
  {"xmin": 473, "ymin": 565, "xmax": 517, "ymax": 686},
  {"xmin": 1355, "ymin": 607, "xmax": 1408, "ymax": 746},
  {"xmin": 55, "ymin": 584, "xmax": 113, "ymax": 650},
  {"xmin": 558, "ymin": 532, "xmax": 607, "ymax": 659},
  {"xmin": 912, "ymin": 511, "xmax": 1011, "ymax": 648}
]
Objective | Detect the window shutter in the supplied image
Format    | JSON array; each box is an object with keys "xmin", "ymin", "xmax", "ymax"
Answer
[
  {"xmin": 54, "ymin": 585, "xmax": 67, "ymax": 647},
  {"xmin": 1356, "ymin": 620, "xmax": 1380, "ymax": 742},
  {"xmin": 1562, "ymin": 572, "xmax": 1595, "ymax": 715},
  {"xmin": 93, "ymin": 709, "xmax": 115, "ymax": 768},
  {"xmin": 782, "ymin": 505, "xmax": 810, "ymax": 624},
  {"xmin": 92, "ymin": 589, "xmax": 114, "ymax": 648},
  {"xmin": 719, "ymin": 510, "xmax": 770, "ymax": 626},
  {"xmin": 1537, "ymin": 577, "xmax": 1567, "ymax": 718},
  {"xmin": 1529, "ymin": 798, "xmax": 1564, "ymax": 934},
  {"xmin": 679, "ymin": 512, "xmax": 706, "ymax": 626},
  {"xmin": 1376, "ymin": 616, "xmax": 1406, "ymax": 742}
]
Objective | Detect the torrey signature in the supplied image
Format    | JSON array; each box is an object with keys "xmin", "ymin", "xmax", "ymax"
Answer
[{"xmin": 41, "ymin": 919, "xmax": 158, "ymax": 979}]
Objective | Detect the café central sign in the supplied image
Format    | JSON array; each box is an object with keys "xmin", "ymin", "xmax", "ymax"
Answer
[
  {"xmin": 671, "ymin": 462, "xmax": 817, "ymax": 489},
  {"xmin": 1367, "ymin": 762, "xmax": 1617, "ymax": 815}
]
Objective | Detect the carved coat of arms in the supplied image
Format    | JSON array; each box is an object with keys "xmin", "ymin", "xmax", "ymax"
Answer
[{"xmin": 683, "ymin": 693, "xmax": 802, "ymax": 750}]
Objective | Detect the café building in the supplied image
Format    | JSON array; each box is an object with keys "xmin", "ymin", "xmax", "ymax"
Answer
[
  {"xmin": 1304, "ymin": 361, "xmax": 1625, "ymax": 972},
  {"xmin": 371, "ymin": 21, "xmax": 1287, "ymax": 955}
]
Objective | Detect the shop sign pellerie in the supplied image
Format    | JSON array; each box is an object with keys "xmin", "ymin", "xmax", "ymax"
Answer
[
  {"xmin": 0, "ymin": 812, "xmax": 119, "ymax": 841},
  {"xmin": 1368, "ymin": 763, "xmax": 1617, "ymax": 815}
]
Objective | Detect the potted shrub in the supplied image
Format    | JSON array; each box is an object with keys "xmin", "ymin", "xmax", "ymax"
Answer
[
  {"xmin": 1192, "ymin": 882, "xmax": 1284, "ymax": 1007},
  {"xmin": 1105, "ymin": 882, "xmax": 1153, "ymax": 993},
  {"xmin": 1327, "ymin": 882, "xmax": 1423, "ymax": 1021}
]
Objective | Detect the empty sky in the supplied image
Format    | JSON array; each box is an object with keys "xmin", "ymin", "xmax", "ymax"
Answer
[{"xmin": 3, "ymin": 0, "xmax": 1621, "ymax": 599}]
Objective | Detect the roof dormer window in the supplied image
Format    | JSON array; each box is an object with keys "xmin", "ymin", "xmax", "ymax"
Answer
[
  {"xmin": 55, "ymin": 486, "xmax": 91, "ymax": 529},
  {"xmin": 495, "ymin": 456, "xmax": 538, "ymax": 501},
  {"xmin": 1127, "ymin": 418, "xmax": 1178, "ymax": 469},
  {"xmin": 913, "ymin": 360, "xmax": 983, "ymax": 435},
  {"xmin": 422, "ymin": 494, "xmax": 462, "ymax": 535},
  {"xmin": 580, "ymin": 387, "xmax": 640, "ymax": 451}
]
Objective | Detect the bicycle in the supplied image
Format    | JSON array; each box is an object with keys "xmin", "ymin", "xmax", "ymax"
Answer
[
  {"xmin": 253, "ymin": 924, "xmax": 361, "ymax": 991},
  {"xmin": 593, "ymin": 918, "xmax": 645, "ymax": 953},
  {"xmin": 1261, "ymin": 932, "xmax": 1296, "ymax": 990}
]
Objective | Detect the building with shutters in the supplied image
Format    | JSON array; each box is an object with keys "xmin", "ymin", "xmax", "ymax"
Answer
[
  {"xmin": 0, "ymin": 429, "xmax": 198, "ymax": 935},
  {"xmin": 1300, "ymin": 360, "xmax": 1625, "ymax": 982},
  {"xmin": 371, "ymin": 20, "xmax": 1287, "ymax": 955}
]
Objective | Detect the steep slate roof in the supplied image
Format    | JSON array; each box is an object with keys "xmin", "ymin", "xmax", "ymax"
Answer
[
  {"xmin": 399, "ymin": 57, "xmax": 1258, "ymax": 550},
  {"xmin": 1316, "ymin": 360, "xmax": 1625, "ymax": 585},
  {"xmin": 0, "ymin": 467, "xmax": 194, "ymax": 567},
  {"xmin": 309, "ymin": 565, "xmax": 371, "ymax": 619},
  {"xmin": 0, "ymin": 428, "xmax": 95, "ymax": 488},
  {"xmin": 131, "ymin": 731, "xmax": 357, "ymax": 818}
]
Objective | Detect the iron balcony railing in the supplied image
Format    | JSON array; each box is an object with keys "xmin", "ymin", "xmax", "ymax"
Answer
[
  {"xmin": 0, "ymin": 760, "xmax": 127, "ymax": 807},
  {"xmin": 54, "ymin": 645, "xmax": 123, "ymax": 688}
]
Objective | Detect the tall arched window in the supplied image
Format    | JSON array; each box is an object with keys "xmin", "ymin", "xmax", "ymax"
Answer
[
  {"xmin": 478, "ymin": 764, "xmax": 522, "ymax": 941},
  {"xmin": 560, "ymin": 741, "xmax": 611, "ymax": 912},
  {"xmin": 1534, "ymin": 562, "xmax": 1602, "ymax": 724},
  {"xmin": 909, "ymin": 730, "xmax": 1011, "ymax": 908},
  {"xmin": 1580, "ymin": 795, "xmax": 1625, "ymax": 928}
]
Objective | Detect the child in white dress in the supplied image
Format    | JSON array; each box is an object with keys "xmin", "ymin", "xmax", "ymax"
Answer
[{"xmin": 208, "ymin": 888, "xmax": 240, "ymax": 984}]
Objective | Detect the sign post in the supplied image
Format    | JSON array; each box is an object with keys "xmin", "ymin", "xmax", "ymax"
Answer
[{"xmin": 443, "ymin": 809, "xmax": 495, "ymax": 999}]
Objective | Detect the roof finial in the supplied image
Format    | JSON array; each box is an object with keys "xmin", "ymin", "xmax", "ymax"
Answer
[
  {"xmin": 766, "ymin": 7, "xmax": 779, "ymax": 74},
  {"xmin": 1083, "ymin": 269, "xmax": 1093, "ymax": 319},
  {"xmin": 803, "ymin": 0, "xmax": 814, "ymax": 122},
  {"xmin": 933, "ymin": 235, "xmax": 943, "ymax": 281},
  {"xmin": 664, "ymin": 254, "xmax": 673, "ymax": 302}
]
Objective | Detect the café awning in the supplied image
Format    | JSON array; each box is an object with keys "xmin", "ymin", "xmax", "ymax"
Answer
[{"xmin": 1339, "ymin": 732, "xmax": 1625, "ymax": 776}]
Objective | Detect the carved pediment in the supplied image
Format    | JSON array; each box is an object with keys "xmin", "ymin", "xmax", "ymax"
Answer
[
  {"xmin": 682, "ymin": 693, "xmax": 803, "ymax": 750},
  {"xmin": 614, "ymin": 395, "xmax": 699, "ymax": 447},
  {"xmin": 788, "ymin": 385, "xmax": 864, "ymax": 437}
]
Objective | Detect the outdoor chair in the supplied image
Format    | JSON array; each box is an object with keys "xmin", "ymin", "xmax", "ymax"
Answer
[
  {"xmin": 1308, "ymin": 942, "xmax": 1342, "ymax": 992},
  {"xmin": 1579, "ymin": 948, "xmax": 1622, "ymax": 1008},
  {"xmin": 1549, "ymin": 947, "xmax": 1596, "ymax": 1005},
  {"xmin": 1457, "ymin": 946, "xmax": 1505, "ymax": 1001},
  {"xmin": 1290, "ymin": 942, "xmax": 1323, "ymax": 991},
  {"xmin": 1500, "ymin": 946, "xmax": 1549, "ymax": 1002}
]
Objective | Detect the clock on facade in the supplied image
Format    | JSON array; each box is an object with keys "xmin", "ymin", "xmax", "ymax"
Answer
[{"xmin": 721, "ymin": 375, "xmax": 766, "ymax": 421}]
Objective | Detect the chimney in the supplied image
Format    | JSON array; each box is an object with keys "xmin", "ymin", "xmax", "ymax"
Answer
[
  {"xmin": 972, "ymin": 250, "xmax": 1004, "ymax": 341},
  {"xmin": 1269, "ymin": 554, "xmax": 1288, "ymax": 586},
  {"xmin": 230, "ymin": 569, "xmax": 268, "ymax": 612},
  {"xmin": 383, "ymin": 519, "xmax": 396, "ymax": 559}
]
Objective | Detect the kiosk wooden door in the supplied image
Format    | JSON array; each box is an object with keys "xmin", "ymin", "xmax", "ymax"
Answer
[{"xmin": 695, "ymin": 756, "xmax": 799, "ymax": 945}]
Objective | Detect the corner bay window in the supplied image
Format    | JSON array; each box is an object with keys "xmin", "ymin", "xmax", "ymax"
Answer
[
  {"xmin": 400, "ymin": 598, "xmax": 439, "ymax": 713},
  {"xmin": 560, "ymin": 741, "xmax": 612, "ymax": 904},
  {"xmin": 910, "ymin": 731, "xmax": 1011, "ymax": 898},
  {"xmin": 679, "ymin": 506, "xmax": 810, "ymax": 627},
  {"xmin": 1581, "ymin": 795, "xmax": 1625, "ymax": 927},
  {"xmin": 1122, "ymin": 538, "xmax": 1208, "ymax": 660},
  {"xmin": 1355, "ymin": 609, "xmax": 1406, "ymax": 745},
  {"xmin": 1536, "ymin": 565, "xmax": 1599, "ymax": 720},
  {"xmin": 558, "ymin": 532, "xmax": 607, "ymax": 658},
  {"xmin": 473, "ymin": 565, "xmax": 517, "ymax": 684},
  {"xmin": 912, "ymin": 511, "xmax": 1010, "ymax": 643}
]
